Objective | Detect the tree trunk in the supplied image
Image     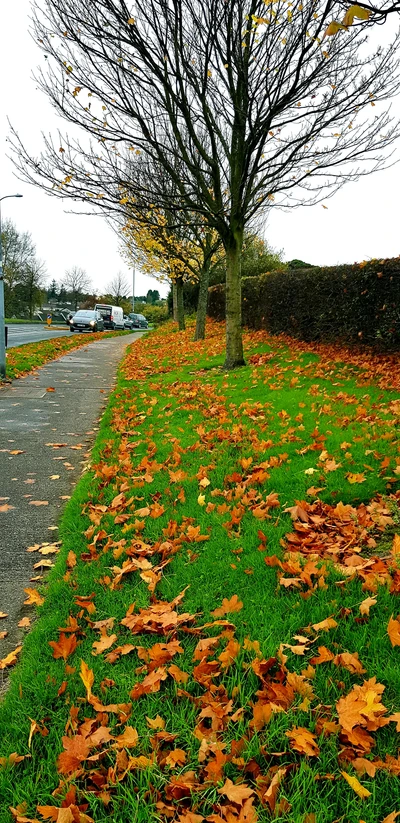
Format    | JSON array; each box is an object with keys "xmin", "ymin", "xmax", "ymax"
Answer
[
  {"xmin": 194, "ymin": 259, "xmax": 211, "ymax": 341},
  {"xmin": 224, "ymin": 230, "xmax": 245, "ymax": 369},
  {"xmin": 172, "ymin": 281, "xmax": 178, "ymax": 322},
  {"xmin": 176, "ymin": 276, "xmax": 185, "ymax": 331}
]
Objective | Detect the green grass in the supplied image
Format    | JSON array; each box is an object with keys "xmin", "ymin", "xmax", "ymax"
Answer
[
  {"xmin": 1, "ymin": 320, "xmax": 400, "ymax": 822},
  {"xmin": 3, "ymin": 329, "xmax": 131, "ymax": 380}
]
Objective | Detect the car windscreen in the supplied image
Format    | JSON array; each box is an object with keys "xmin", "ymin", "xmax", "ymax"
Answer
[{"xmin": 74, "ymin": 311, "xmax": 95, "ymax": 318}]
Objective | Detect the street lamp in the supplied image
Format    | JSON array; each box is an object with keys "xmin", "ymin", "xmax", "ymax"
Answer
[{"xmin": 0, "ymin": 194, "xmax": 23, "ymax": 380}]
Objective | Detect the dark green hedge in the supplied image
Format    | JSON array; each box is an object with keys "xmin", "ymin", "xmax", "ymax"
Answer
[{"xmin": 207, "ymin": 258, "xmax": 400, "ymax": 349}]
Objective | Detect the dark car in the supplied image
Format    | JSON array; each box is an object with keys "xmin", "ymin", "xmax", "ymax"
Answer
[
  {"xmin": 123, "ymin": 315, "xmax": 135, "ymax": 329},
  {"xmin": 128, "ymin": 312, "xmax": 149, "ymax": 329},
  {"xmin": 69, "ymin": 309, "xmax": 104, "ymax": 333}
]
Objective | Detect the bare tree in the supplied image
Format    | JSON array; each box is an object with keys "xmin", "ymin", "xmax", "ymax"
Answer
[
  {"xmin": 9, "ymin": 0, "xmax": 400, "ymax": 367},
  {"xmin": 64, "ymin": 265, "xmax": 91, "ymax": 310},
  {"xmin": 107, "ymin": 271, "xmax": 130, "ymax": 304}
]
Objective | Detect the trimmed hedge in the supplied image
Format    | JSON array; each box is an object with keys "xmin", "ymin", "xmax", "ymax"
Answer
[{"xmin": 207, "ymin": 257, "xmax": 400, "ymax": 349}]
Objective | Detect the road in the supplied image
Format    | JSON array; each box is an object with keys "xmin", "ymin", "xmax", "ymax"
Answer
[
  {"xmin": 0, "ymin": 332, "xmax": 144, "ymax": 663},
  {"xmin": 6, "ymin": 323, "xmax": 72, "ymax": 348}
]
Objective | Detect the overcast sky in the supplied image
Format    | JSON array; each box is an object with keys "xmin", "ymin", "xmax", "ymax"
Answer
[{"xmin": 1, "ymin": 2, "xmax": 400, "ymax": 299}]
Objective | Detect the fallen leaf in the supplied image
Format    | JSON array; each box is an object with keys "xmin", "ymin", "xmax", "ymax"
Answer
[
  {"xmin": 211, "ymin": 595, "xmax": 243, "ymax": 617},
  {"xmin": 359, "ymin": 597, "xmax": 377, "ymax": 616},
  {"xmin": 388, "ymin": 615, "xmax": 400, "ymax": 647},
  {"xmin": 341, "ymin": 770, "xmax": 371, "ymax": 798},
  {"xmin": 217, "ymin": 777, "xmax": 255, "ymax": 804},
  {"xmin": 0, "ymin": 646, "xmax": 22, "ymax": 670},
  {"xmin": 24, "ymin": 588, "xmax": 44, "ymax": 606},
  {"xmin": 312, "ymin": 617, "xmax": 337, "ymax": 632},
  {"xmin": 285, "ymin": 726, "xmax": 320, "ymax": 756}
]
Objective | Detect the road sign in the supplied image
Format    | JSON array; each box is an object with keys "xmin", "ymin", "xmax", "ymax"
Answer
[{"xmin": 47, "ymin": 314, "xmax": 52, "ymax": 327}]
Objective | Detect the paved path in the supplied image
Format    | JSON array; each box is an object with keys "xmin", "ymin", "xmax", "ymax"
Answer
[
  {"xmin": 6, "ymin": 323, "xmax": 71, "ymax": 348},
  {"xmin": 0, "ymin": 333, "xmax": 143, "ymax": 656}
]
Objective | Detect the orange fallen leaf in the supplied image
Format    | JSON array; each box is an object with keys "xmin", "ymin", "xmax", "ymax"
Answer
[
  {"xmin": 49, "ymin": 632, "xmax": 77, "ymax": 661},
  {"xmin": 285, "ymin": 726, "xmax": 320, "ymax": 756},
  {"xmin": 381, "ymin": 813, "xmax": 400, "ymax": 823},
  {"xmin": 217, "ymin": 777, "xmax": 255, "ymax": 804},
  {"xmin": 388, "ymin": 615, "xmax": 400, "ymax": 647},
  {"xmin": 0, "ymin": 646, "xmax": 22, "ymax": 670},
  {"xmin": 80, "ymin": 659, "xmax": 94, "ymax": 700},
  {"xmin": 166, "ymin": 748, "xmax": 187, "ymax": 768},
  {"xmin": 113, "ymin": 726, "xmax": 139, "ymax": 748},
  {"xmin": 24, "ymin": 588, "xmax": 44, "ymax": 606},
  {"xmin": 211, "ymin": 595, "xmax": 243, "ymax": 617},
  {"xmin": 29, "ymin": 500, "xmax": 49, "ymax": 507},
  {"xmin": 146, "ymin": 715, "xmax": 165, "ymax": 729},
  {"xmin": 312, "ymin": 617, "xmax": 337, "ymax": 632}
]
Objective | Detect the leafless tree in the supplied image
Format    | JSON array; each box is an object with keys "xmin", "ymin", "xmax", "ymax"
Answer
[
  {"xmin": 64, "ymin": 265, "xmax": 91, "ymax": 310},
  {"xmin": 107, "ymin": 271, "xmax": 130, "ymax": 304},
  {"xmin": 9, "ymin": 0, "xmax": 400, "ymax": 367}
]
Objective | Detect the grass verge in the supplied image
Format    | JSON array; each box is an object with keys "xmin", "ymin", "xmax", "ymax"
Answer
[
  {"xmin": 3, "ymin": 330, "xmax": 131, "ymax": 381},
  {"xmin": 1, "ymin": 319, "xmax": 400, "ymax": 822}
]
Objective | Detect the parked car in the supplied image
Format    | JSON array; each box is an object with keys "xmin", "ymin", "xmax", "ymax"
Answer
[
  {"xmin": 123, "ymin": 315, "xmax": 134, "ymax": 329},
  {"xmin": 94, "ymin": 303, "xmax": 124, "ymax": 330},
  {"xmin": 69, "ymin": 309, "xmax": 104, "ymax": 333},
  {"xmin": 128, "ymin": 312, "xmax": 149, "ymax": 329}
]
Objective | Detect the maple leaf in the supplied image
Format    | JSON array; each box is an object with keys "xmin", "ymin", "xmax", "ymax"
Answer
[
  {"xmin": 346, "ymin": 472, "xmax": 366, "ymax": 484},
  {"xmin": 310, "ymin": 646, "xmax": 334, "ymax": 665},
  {"xmin": 0, "ymin": 646, "xmax": 22, "ymax": 670},
  {"xmin": 146, "ymin": 715, "xmax": 165, "ymax": 729},
  {"xmin": 388, "ymin": 615, "xmax": 400, "ymax": 647},
  {"xmin": 333, "ymin": 651, "xmax": 366, "ymax": 675},
  {"xmin": 49, "ymin": 633, "xmax": 77, "ymax": 661},
  {"xmin": 113, "ymin": 726, "xmax": 139, "ymax": 748},
  {"xmin": 312, "ymin": 617, "xmax": 337, "ymax": 632},
  {"xmin": 217, "ymin": 777, "xmax": 255, "ymax": 804},
  {"xmin": 92, "ymin": 631, "xmax": 118, "ymax": 656},
  {"xmin": 211, "ymin": 595, "xmax": 243, "ymax": 617},
  {"xmin": 24, "ymin": 588, "xmax": 44, "ymax": 606},
  {"xmin": 285, "ymin": 726, "xmax": 320, "ymax": 756},
  {"xmin": 340, "ymin": 771, "xmax": 371, "ymax": 798},
  {"xmin": 57, "ymin": 735, "xmax": 91, "ymax": 775},
  {"xmin": 381, "ymin": 813, "xmax": 400, "ymax": 823},
  {"xmin": 166, "ymin": 748, "xmax": 187, "ymax": 768},
  {"xmin": 359, "ymin": 596, "xmax": 377, "ymax": 616}
]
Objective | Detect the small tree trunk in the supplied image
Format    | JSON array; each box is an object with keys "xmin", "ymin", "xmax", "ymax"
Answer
[
  {"xmin": 176, "ymin": 276, "xmax": 185, "ymax": 331},
  {"xmin": 172, "ymin": 282, "xmax": 178, "ymax": 322},
  {"xmin": 224, "ymin": 230, "xmax": 245, "ymax": 369},
  {"xmin": 194, "ymin": 259, "xmax": 211, "ymax": 341}
]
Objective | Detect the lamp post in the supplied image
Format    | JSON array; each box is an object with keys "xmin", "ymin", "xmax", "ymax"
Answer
[
  {"xmin": 0, "ymin": 194, "xmax": 23, "ymax": 380},
  {"xmin": 132, "ymin": 262, "xmax": 135, "ymax": 314}
]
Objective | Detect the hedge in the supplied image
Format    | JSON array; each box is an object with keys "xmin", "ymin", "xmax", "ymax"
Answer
[{"xmin": 207, "ymin": 257, "xmax": 400, "ymax": 349}]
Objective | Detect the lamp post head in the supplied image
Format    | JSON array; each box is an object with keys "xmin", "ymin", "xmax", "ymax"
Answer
[{"xmin": 15, "ymin": 194, "xmax": 23, "ymax": 198}]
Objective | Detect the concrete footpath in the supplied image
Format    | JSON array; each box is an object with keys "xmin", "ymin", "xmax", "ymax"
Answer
[{"xmin": 0, "ymin": 333, "xmax": 143, "ymax": 657}]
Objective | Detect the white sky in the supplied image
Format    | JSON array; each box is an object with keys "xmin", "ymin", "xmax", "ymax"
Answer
[{"xmin": 1, "ymin": 2, "xmax": 400, "ymax": 295}]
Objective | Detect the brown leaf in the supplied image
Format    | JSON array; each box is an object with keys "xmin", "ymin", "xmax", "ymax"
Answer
[
  {"xmin": 285, "ymin": 726, "xmax": 320, "ymax": 756},
  {"xmin": 29, "ymin": 500, "xmax": 49, "ymax": 506},
  {"xmin": 165, "ymin": 748, "xmax": 187, "ymax": 768},
  {"xmin": 113, "ymin": 726, "xmax": 139, "ymax": 748},
  {"xmin": 388, "ymin": 615, "xmax": 400, "ymax": 647},
  {"xmin": 146, "ymin": 715, "xmax": 165, "ymax": 729},
  {"xmin": 57, "ymin": 735, "xmax": 91, "ymax": 775},
  {"xmin": 359, "ymin": 596, "xmax": 377, "ymax": 616},
  {"xmin": 312, "ymin": 617, "xmax": 337, "ymax": 632},
  {"xmin": 211, "ymin": 595, "xmax": 243, "ymax": 617},
  {"xmin": 217, "ymin": 777, "xmax": 255, "ymax": 804},
  {"xmin": 0, "ymin": 646, "xmax": 22, "ymax": 670},
  {"xmin": 23, "ymin": 588, "xmax": 44, "ymax": 607},
  {"xmin": 49, "ymin": 633, "xmax": 77, "ymax": 661}
]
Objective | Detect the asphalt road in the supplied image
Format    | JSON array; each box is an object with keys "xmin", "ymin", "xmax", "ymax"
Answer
[
  {"xmin": 6, "ymin": 323, "xmax": 72, "ymax": 348},
  {"xmin": 0, "ymin": 332, "xmax": 144, "ymax": 664}
]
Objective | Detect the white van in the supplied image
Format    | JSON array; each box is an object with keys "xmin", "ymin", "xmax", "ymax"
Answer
[{"xmin": 94, "ymin": 304, "xmax": 124, "ymax": 330}]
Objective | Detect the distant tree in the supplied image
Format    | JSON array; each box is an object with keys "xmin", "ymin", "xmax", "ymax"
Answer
[
  {"xmin": 47, "ymin": 278, "xmax": 58, "ymax": 301},
  {"xmin": 1, "ymin": 219, "xmax": 45, "ymax": 317},
  {"xmin": 146, "ymin": 289, "xmax": 160, "ymax": 305},
  {"xmin": 106, "ymin": 271, "xmax": 130, "ymax": 304},
  {"xmin": 64, "ymin": 266, "xmax": 91, "ymax": 310},
  {"xmin": 57, "ymin": 284, "xmax": 68, "ymax": 303},
  {"xmin": 18, "ymin": 260, "xmax": 47, "ymax": 319}
]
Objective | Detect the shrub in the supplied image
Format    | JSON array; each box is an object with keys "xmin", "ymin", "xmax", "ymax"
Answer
[
  {"xmin": 207, "ymin": 258, "xmax": 400, "ymax": 349},
  {"xmin": 134, "ymin": 302, "xmax": 168, "ymax": 324}
]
